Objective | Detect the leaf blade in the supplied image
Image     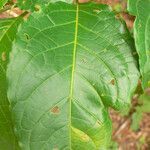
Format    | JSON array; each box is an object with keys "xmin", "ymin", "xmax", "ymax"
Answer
[
  {"xmin": 128, "ymin": 0, "xmax": 150, "ymax": 89},
  {"xmin": 7, "ymin": 2, "xmax": 139, "ymax": 149},
  {"xmin": 0, "ymin": 0, "xmax": 8, "ymax": 9},
  {"xmin": 0, "ymin": 15, "xmax": 24, "ymax": 150}
]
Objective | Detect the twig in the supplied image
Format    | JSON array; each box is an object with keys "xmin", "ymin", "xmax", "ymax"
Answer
[{"xmin": 113, "ymin": 118, "xmax": 130, "ymax": 138}]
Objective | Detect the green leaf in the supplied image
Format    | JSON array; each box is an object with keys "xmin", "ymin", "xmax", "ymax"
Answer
[
  {"xmin": 138, "ymin": 92, "xmax": 150, "ymax": 113},
  {"xmin": 131, "ymin": 110, "xmax": 142, "ymax": 131},
  {"xmin": 7, "ymin": 2, "xmax": 139, "ymax": 149},
  {"xmin": 107, "ymin": 140, "xmax": 118, "ymax": 150},
  {"xmin": 0, "ymin": 0, "xmax": 8, "ymax": 9},
  {"xmin": 127, "ymin": 0, "xmax": 137, "ymax": 15},
  {"xmin": 17, "ymin": 0, "xmax": 73, "ymax": 11},
  {"xmin": 128, "ymin": 0, "xmax": 150, "ymax": 89},
  {"xmin": 0, "ymin": 15, "xmax": 24, "ymax": 150},
  {"xmin": 131, "ymin": 91, "xmax": 150, "ymax": 131}
]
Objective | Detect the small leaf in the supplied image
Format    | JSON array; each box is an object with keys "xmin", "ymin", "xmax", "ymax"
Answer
[
  {"xmin": 0, "ymin": 15, "xmax": 24, "ymax": 149},
  {"xmin": 131, "ymin": 110, "xmax": 142, "ymax": 131},
  {"xmin": 7, "ymin": 2, "xmax": 139, "ymax": 149},
  {"xmin": 128, "ymin": 0, "xmax": 150, "ymax": 89},
  {"xmin": 131, "ymin": 91, "xmax": 150, "ymax": 131},
  {"xmin": 139, "ymin": 91, "xmax": 150, "ymax": 112}
]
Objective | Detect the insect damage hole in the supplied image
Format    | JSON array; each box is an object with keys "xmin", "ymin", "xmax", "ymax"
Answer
[{"xmin": 50, "ymin": 106, "xmax": 60, "ymax": 114}]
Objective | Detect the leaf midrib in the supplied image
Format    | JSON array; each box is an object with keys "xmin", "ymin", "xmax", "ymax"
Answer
[{"xmin": 69, "ymin": 3, "xmax": 79, "ymax": 148}]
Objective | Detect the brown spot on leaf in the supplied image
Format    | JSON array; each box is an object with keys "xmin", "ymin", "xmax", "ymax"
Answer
[
  {"xmin": 23, "ymin": 13, "xmax": 31, "ymax": 21},
  {"xmin": 1, "ymin": 52, "xmax": 6, "ymax": 61},
  {"xmin": 115, "ymin": 14, "xmax": 120, "ymax": 19},
  {"xmin": 110, "ymin": 79, "xmax": 115, "ymax": 85},
  {"xmin": 51, "ymin": 106, "xmax": 60, "ymax": 114}
]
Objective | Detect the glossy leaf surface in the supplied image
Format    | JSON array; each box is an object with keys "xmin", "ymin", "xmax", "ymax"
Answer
[
  {"xmin": 7, "ymin": 2, "xmax": 139, "ymax": 149},
  {"xmin": 128, "ymin": 0, "xmax": 150, "ymax": 89},
  {"xmin": 0, "ymin": 16, "xmax": 24, "ymax": 149}
]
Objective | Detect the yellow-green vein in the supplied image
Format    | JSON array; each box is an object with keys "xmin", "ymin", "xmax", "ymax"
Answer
[{"xmin": 69, "ymin": 3, "xmax": 79, "ymax": 149}]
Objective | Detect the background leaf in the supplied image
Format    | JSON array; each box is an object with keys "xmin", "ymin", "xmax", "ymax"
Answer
[
  {"xmin": 17, "ymin": 0, "xmax": 74, "ymax": 11},
  {"xmin": 131, "ymin": 92, "xmax": 150, "ymax": 131},
  {"xmin": 0, "ymin": 15, "xmax": 24, "ymax": 150},
  {"xmin": 7, "ymin": 2, "xmax": 139, "ymax": 149},
  {"xmin": 0, "ymin": 0, "xmax": 8, "ymax": 10},
  {"xmin": 128, "ymin": 0, "xmax": 150, "ymax": 89}
]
